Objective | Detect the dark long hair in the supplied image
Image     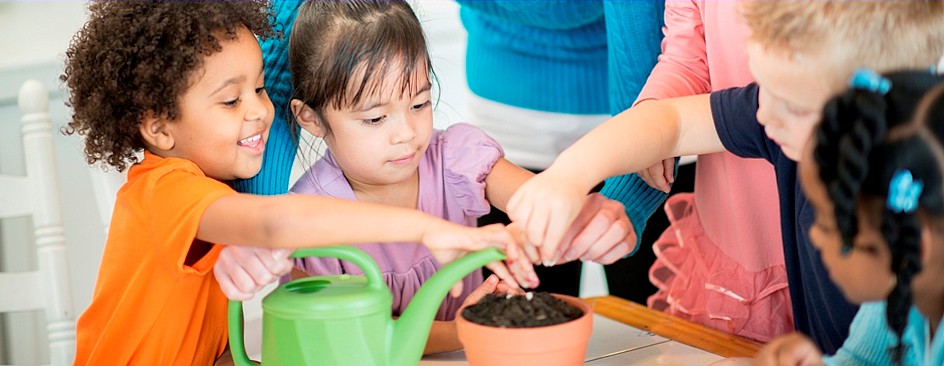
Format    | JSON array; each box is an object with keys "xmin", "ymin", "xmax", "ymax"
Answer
[
  {"xmin": 288, "ymin": 0, "xmax": 436, "ymax": 135},
  {"xmin": 813, "ymin": 70, "xmax": 944, "ymax": 364}
]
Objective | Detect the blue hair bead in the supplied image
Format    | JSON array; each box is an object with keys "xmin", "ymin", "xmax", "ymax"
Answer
[
  {"xmin": 887, "ymin": 170, "xmax": 923, "ymax": 213},
  {"xmin": 850, "ymin": 69, "xmax": 891, "ymax": 94}
]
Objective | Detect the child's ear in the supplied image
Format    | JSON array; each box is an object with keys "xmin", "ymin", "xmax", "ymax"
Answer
[
  {"xmin": 291, "ymin": 99, "xmax": 326, "ymax": 138},
  {"xmin": 139, "ymin": 112, "xmax": 175, "ymax": 151}
]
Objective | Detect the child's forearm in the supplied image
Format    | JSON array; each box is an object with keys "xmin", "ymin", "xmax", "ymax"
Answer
[
  {"xmin": 424, "ymin": 320, "xmax": 462, "ymax": 355},
  {"xmin": 484, "ymin": 158, "xmax": 535, "ymax": 212},
  {"xmin": 547, "ymin": 102, "xmax": 677, "ymax": 189},
  {"xmin": 199, "ymin": 194, "xmax": 447, "ymax": 248},
  {"xmin": 549, "ymin": 94, "xmax": 720, "ymax": 190}
]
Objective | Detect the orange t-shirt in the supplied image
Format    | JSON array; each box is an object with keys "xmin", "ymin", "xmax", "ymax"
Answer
[{"xmin": 75, "ymin": 152, "xmax": 237, "ymax": 365}]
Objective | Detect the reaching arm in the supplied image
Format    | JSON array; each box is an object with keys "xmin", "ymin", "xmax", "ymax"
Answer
[
  {"xmin": 507, "ymin": 94, "xmax": 723, "ymax": 260},
  {"xmin": 483, "ymin": 158, "xmax": 534, "ymax": 212},
  {"xmin": 199, "ymin": 194, "xmax": 517, "ymax": 267},
  {"xmin": 483, "ymin": 158, "xmax": 635, "ymax": 267},
  {"xmin": 555, "ymin": 94, "xmax": 720, "ymax": 192},
  {"xmin": 205, "ymin": 194, "xmax": 529, "ymax": 298}
]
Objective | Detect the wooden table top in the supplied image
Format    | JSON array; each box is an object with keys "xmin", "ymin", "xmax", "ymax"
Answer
[{"xmin": 584, "ymin": 296, "xmax": 763, "ymax": 358}]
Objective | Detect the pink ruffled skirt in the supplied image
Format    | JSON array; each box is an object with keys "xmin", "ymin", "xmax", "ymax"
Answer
[{"xmin": 647, "ymin": 194, "xmax": 794, "ymax": 342}]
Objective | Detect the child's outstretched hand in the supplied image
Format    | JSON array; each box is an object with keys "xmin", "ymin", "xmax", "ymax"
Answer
[
  {"xmin": 753, "ymin": 333, "xmax": 824, "ymax": 366},
  {"xmin": 213, "ymin": 246, "xmax": 294, "ymax": 301},
  {"xmin": 420, "ymin": 221, "xmax": 534, "ymax": 296},
  {"xmin": 638, "ymin": 157, "xmax": 676, "ymax": 193},
  {"xmin": 506, "ymin": 168, "xmax": 596, "ymax": 262},
  {"xmin": 460, "ymin": 274, "xmax": 518, "ymax": 310}
]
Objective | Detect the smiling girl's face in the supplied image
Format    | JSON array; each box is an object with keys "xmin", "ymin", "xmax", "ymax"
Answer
[{"xmin": 154, "ymin": 26, "xmax": 273, "ymax": 181}]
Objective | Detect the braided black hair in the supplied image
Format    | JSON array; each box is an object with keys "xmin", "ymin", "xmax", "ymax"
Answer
[{"xmin": 813, "ymin": 70, "xmax": 944, "ymax": 364}]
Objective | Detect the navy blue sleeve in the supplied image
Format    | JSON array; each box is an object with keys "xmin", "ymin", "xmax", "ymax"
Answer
[{"xmin": 710, "ymin": 83, "xmax": 782, "ymax": 165}]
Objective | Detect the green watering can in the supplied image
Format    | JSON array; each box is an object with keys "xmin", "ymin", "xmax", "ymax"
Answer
[{"xmin": 228, "ymin": 245, "xmax": 505, "ymax": 366}]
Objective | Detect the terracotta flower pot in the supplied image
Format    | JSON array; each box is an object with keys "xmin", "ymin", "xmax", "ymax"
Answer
[{"xmin": 456, "ymin": 294, "xmax": 593, "ymax": 366}]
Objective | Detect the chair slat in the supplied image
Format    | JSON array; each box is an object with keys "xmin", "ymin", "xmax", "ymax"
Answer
[
  {"xmin": 0, "ymin": 175, "xmax": 33, "ymax": 218},
  {"xmin": 0, "ymin": 272, "xmax": 43, "ymax": 312},
  {"xmin": 0, "ymin": 79, "xmax": 76, "ymax": 365}
]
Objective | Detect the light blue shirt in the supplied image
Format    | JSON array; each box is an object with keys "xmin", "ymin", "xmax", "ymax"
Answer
[{"xmin": 824, "ymin": 301, "xmax": 944, "ymax": 366}]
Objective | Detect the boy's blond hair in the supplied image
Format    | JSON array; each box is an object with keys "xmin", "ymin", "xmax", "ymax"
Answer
[{"xmin": 742, "ymin": 1, "xmax": 944, "ymax": 73}]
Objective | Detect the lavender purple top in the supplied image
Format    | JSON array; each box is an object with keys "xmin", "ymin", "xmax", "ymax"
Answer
[{"xmin": 290, "ymin": 123, "xmax": 503, "ymax": 321}]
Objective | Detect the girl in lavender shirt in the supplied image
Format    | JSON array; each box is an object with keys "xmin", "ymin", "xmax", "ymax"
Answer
[{"xmin": 229, "ymin": 0, "xmax": 634, "ymax": 354}]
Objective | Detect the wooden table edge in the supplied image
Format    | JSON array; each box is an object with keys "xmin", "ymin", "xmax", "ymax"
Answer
[{"xmin": 584, "ymin": 296, "xmax": 763, "ymax": 358}]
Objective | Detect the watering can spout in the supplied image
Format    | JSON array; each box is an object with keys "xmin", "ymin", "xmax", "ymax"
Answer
[{"xmin": 391, "ymin": 248, "xmax": 505, "ymax": 365}]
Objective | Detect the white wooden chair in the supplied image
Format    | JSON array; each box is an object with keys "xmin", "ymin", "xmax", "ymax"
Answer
[{"xmin": 0, "ymin": 80, "xmax": 76, "ymax": 365}]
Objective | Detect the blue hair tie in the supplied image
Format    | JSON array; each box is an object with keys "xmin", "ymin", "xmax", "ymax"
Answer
[
  {"xmin": 887, "ymin": 170, "xmax": 923, "ymax": 213},
  {"xmin": 850, "ymin": 69, "xmax": 891, "ymax": 94}
]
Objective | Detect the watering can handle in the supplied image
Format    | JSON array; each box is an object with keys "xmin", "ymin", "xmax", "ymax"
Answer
[
  {"xmin": 228, "ymin": 301, "xmax": 254, "ymax": 366},
  {"xmin": 290, "ymin": 246, "xmax": 386, "ymax": 290},
  {"xmin": 227, "ymin": 245, "xmax": 384, "ymax": 366}
]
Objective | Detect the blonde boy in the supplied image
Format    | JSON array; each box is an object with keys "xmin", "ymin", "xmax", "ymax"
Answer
[{"xmin": 507, "ymin": 0, "xmax": 944, "ymax": 353}]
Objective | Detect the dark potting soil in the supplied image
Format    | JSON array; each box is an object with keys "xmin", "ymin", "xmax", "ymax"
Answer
[{"xmin": 461, "ymin": 292, "xmax": 583, "ymax": 328}]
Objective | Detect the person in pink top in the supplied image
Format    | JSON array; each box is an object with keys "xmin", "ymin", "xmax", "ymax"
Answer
[{"xmin": 633, "ymin": 1, "xmax": 792, "ymax": 341}]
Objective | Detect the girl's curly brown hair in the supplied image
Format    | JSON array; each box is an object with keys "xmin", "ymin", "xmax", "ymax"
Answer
[{"xmin": 61, "ymin": 1, "xmax": 276, "ymax": 172}]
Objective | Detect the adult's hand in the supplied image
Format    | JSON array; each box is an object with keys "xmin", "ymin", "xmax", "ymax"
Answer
[{"xmin": 552, "ymin": 193, "xmax": 636, "ymax": 264}]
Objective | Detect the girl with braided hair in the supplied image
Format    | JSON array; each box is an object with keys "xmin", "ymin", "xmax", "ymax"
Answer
[{"xmin": 756, "ymin": 69, "xmax": 944, "ymax": 365}]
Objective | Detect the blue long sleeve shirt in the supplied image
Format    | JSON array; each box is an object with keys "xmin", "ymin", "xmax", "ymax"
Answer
[
  {"xmin": 824, "ymin": 302, "xmax": 944, "ymax": 366},
  {"xmin": 232, "ymin": 0, "xmax": 302, "ymax": 195}
]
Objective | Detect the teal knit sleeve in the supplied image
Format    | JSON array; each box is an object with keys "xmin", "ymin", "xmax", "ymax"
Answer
[
  {"xmin": 600, "ymin": 174, "xmax": 666, "ymax": 254},
  {"xmin": 455, "ymin": 0, "xmax": 603, "ymax": 29},
  {"xmin": 232, "ymin": 0, "xmax": 303, "ymax": 196},
  {"xmin": 603, "ymin": 0, "xmax": 664, "ymax": 115},
  {"xmin": 599, "ymin": 0, "xmax": 667, "ymax": 250}
]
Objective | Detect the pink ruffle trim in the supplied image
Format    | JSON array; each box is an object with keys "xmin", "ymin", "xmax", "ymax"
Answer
[{"xmin": 647, "ymin": 194, "xmax": 794, "ymax": 342}]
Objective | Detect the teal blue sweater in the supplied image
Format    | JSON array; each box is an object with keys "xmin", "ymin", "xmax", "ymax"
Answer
[
  {"xmin": 460, "ymin": 0, "xmax": 668, "ymax": 250},
  {"xmin": 460, "ymin": 1, "xmax": 609, "ymax": 114},
  {"xmin": 231, "ymin": 0, "xmax": 302, "ymax": 196},
  {"xmin": 235, "ymin": 0, "xmax": 669, "ymax": 252},
  {"xmin": 600, "ymin": 0, "xmax": 669, "ymax": 251}
]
